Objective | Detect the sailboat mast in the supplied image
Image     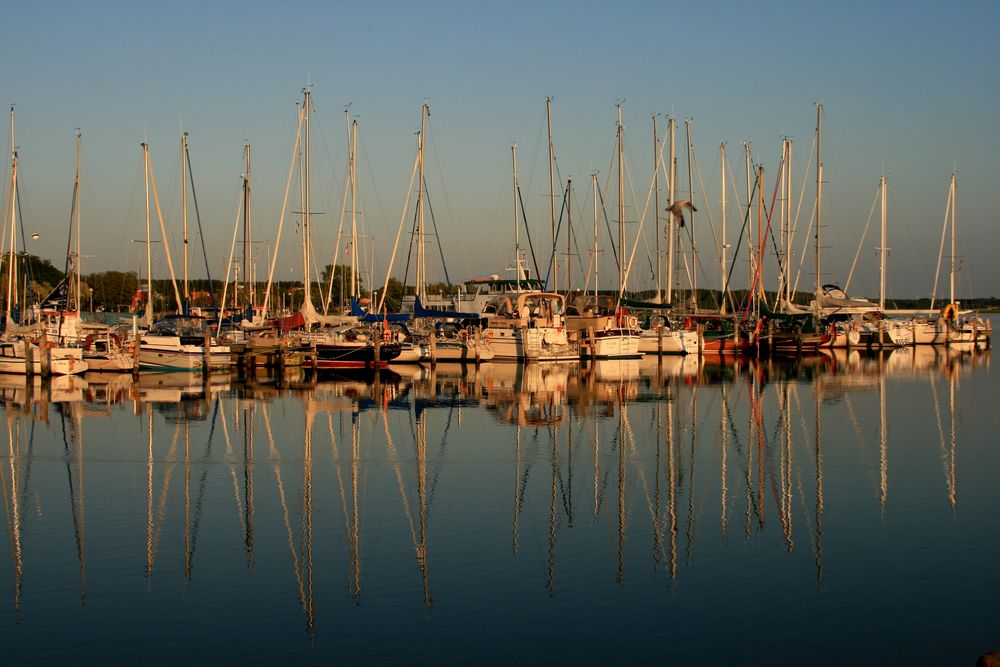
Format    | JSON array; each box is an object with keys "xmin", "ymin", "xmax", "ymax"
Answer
[
  {"xmin": 303, "ymin": 89, "xmax": 312, "ymax": 308},
  {"xmin": 666, "ymin": 116, "xmax": 676, "ymax": 304},
  {"xmin": 815, "ymin": 103, "xmax": 823, "ymax": 301},
  {"xmin": 566, "ymin": 178, "xmax": 572, "ymax": 291},
  {"xmin": 786, "ymin": 140, "xmax": 793, "ymax": 305},
  {"xmin": 243, "ymin": 143, "xmax": 252, "ymax": 309},
  {"xmin": 745, "ymin": 142, "xmax": 753, "ymax": 307},
  {"xmin": 779, "ymin": 139, "xmax": 787, "ymax": 306},
  {"xmin": 6, "ymin": 107, "xmax": 16, "ymax": 318},
  {"xmin": 511, "ymin": 144, "xmax": 521, "ymax": 290},
  {"xmin": 593, "ymin": 172, "xmax": 599, "ymax": 302},
  {"xmin": 720, "ymin": 142, "xmax": 726, "ymax": 312},
  {"xmin": 616, "ymin": 104, "xmax": 625, "ymax": 299},
  {"xmin": 653, "ymin": 115, "xmax": 661, "ymax": 300},
  {"xmin": 182, "ymin": 132, "xmax": 189, "ymax": 302},
  {"xmin": 142, "ymin": 142, "xmax": 153, "ymax": 325},
  {"xmin": 546, "ymin": 97, "xmax": 556, "ymax": 293},
  {"xmin": 416, "ymin": 104, "xmax": 427, "ymax": 301},
  {"xmin": 880, "ymin": 174, "xmax": 887, "ymax": 311},
  {"xmin": 685, "ymin": 118, "xmax": 697, "ymax": 310},
  {"xmin": 350, "ymin": 119, "xmax": 359, "ymax": 300},
  {"xmin": 74, "ymin": 129, "xmax": 82, "ymax": 312},
  {"xmin": 949, "ymin": 171, "xmax": 956, "ymax": 306}
]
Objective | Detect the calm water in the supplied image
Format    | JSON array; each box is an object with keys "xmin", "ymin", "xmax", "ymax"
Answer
[{"xmin": 1, "ymin": 342, "xmax": 997, "ymax": 665}]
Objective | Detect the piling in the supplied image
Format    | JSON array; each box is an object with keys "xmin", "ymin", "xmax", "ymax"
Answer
[
  {"xmin": 374, "ymin": 336, "xmax": 381, "ymax": 368},
  {"xmin": 474, "ymin": 327, "xmax": 481, "ymax": 366},
  {"xmin": 24, "ymin": 341, "xmax": 33, "ymax": 376},
  {"xmin": 203, "ymin": 330, "xmax": 211, "ymax": 373},
  {"xmin": 656, "ymin": 324, "xmax": 663, "ymax": 364},
  {"xmin": 39, "ymin": 330, "xmax": 50, "ymax": 377},
  {"xmin": 429, "ymin": 330, "xmax": 437, "ymax": 367},
  {"xmin": 697, "ymin": 323, "xmax": 704, "ymax": 358}
]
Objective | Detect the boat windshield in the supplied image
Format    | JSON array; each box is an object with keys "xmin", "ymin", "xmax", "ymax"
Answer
[{"xmin": 149, "ymin": 317, "xmax": 209, "ymax": 337}]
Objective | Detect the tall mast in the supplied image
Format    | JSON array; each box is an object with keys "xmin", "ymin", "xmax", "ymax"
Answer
[
  {"xmin": 653, "ymin": 115, "xmax": 661, "ymax": 300},
  {"xmin": 757, "ymin": 165, "xmax": 765, "ymax": 311},
  {"xmin": 416, "ymin": 103, "xmax": 427, "ymax": 301},
  {"xmin": 511, "ymin": 144, "xmax": 521, "ymax": 290},
  {"xmin": 744, "ymin": 142, "xmax": 754, "ymax": 305},
  {"xmin": 181, "ymin": 132, "xmax": 189, "ymax": 302},
  {"xmin": 243, "ymin": 143, "xmax": 253, "ymax": 310},
  {"xmin": 142, "ymin": 142, "xmax": 152, "ymax": 325},
  {"xmin": 880, "ymin": 174, "xmax": 887, "ymax": 311},
  {"xmin": 779, "ymin": 139, "xmax": 787, "ymax": 306},
  {"xmin": 350, "ymin": 119, "xmax": 359, "ymax": 300},
  {"xmin": 546, "ymin": 97, "xmax": 556, "ymax": 292},
  {"xmin": 593, "ymin": 172, "xmax": 599, "ymax": 302},
  {"xmin": 616, "ymin": 103, "xmax": 625, "ymax": 299},
  {"xmin": 685, "ymin": 118, "xmax": 697, "ymax": 310},
  {"xmin": 303, "ymin": 88, "xmax": 312, "ymax": 308},
  {"xmin": 74, "ymin": 129, "xmax": 82, "ymax": 312},
  {"xmin": 815, "ymin": 103, "xmax": 823, "ymax": 300},
  {"xmin": 566, "ymin": 178, "xmax": 572, "ymax": 291},
  {"xmin": 720, "ymin": 142, "xmax": 726, "ymax": 313},
  {"xmin": 949, "ymin": 171, "xmax": 956, "ymax": 306},
  {"xmin": 6, "ymin": 107, "xmax": 17, "ymax": 318},
  {"xmin": 666, "ymin": 117, "xmax": 676, "ymax": 304},
  {"xmin": 786, "ymin": 140, "xmax": 793, "ymax": 305}
]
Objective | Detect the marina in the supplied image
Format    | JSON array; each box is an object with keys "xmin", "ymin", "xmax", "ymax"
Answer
[
  {"xmin": 3, "ymin": 2, "xmax": 999, "ymax": 664},
  {"xmin": 0, "ymin": 340, "xmax": 996, "ymax": 664}
]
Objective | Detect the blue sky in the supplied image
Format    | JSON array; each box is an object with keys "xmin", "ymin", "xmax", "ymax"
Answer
[{"xmin": 2, "ymin": 0, "xmax": 998, "ymax": 300}]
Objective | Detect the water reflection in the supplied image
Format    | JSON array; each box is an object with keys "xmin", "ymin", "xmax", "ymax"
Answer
[{"xmin": 0, "ymin": 344, "xmax": 991, "ymax": 639}]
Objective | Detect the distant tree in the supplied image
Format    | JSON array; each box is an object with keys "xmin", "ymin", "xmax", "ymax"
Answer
[
  {"xmin": 84, "ymin": 271, "xmax": 140, "ymax": 310},
  {"xmin": 320, "ymin": 264, "xmax": 363, "ymax": 310}
]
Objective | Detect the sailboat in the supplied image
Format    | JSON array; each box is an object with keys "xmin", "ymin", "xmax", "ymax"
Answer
[
  {"xmin": 135, "ymin": 141, "xmax": 230, "ymax": 371},
  {"xmin": 482, "ymin": 143, "xmax": 578, "ymax": 362},
  {"xmin": 909, "ymin": 172, "xmax": 991, "ymax": 346},
  {"xmin": 583, "ymin": 105, "xmax": 640, "ymax": 359},
  {"xmin": 1, "ymin": 109, "xmax": 87, "ymax": 375}
]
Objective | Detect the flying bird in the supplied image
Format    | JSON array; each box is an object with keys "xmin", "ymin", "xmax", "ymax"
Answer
[{"xmin": 666, "ymin": 200, "xmax": 697, "ymax": 227}]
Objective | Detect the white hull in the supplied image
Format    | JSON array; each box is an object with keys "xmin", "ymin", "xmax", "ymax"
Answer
[
  {"xmin": 84, "ymin": 352, "xmax": 134, "ymax": 372},
  {"xmin": 589, "ymin": 329, "xmax": 641, "ymax": 359},
  {"xmin": 488, "ymin": 327, "xmax": 578, "ymax": 362},
  {"xmin": 432, "ymin": 341, "xmax": 496, "ymax": 362},
  {"xmin": 139, "ymin": 336, "xmax": 231, "ymax": 371},
  {"xmin": 637, "ymin": 329, "xmax": 698, "ymax": 355},
  {"xmin": 0, "ymin": 340, "xmax": 88, "ymax": 375}
]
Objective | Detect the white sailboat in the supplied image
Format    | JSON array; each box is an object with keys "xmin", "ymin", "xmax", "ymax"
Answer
[
  {"xmin": 910, "ymin": 172, "xmax": 990, "ymax": 345},
  {"xmin": 135, "ymin": 141, "xmax": 230, "ymax": 371},
  {"xmin": 482, "ymin": 143, "xmax": 578, "ymax": 362},
  {"xmin": 1, "ymin": 109, "xmax": 87, "ymax": 375}
]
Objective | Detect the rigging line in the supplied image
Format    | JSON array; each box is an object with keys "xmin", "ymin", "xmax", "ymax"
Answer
[
  {"xmin": 15, "ymin": 184, "xmax": 34, "ymax": 291},
  {"xmin": 721, "ymin": 176, "xmax": 760, "ymax": 309},
  {"xmin": 184, "ymin": 145, "xmax": 217, "ymax": 311},
  {"xmin": 323, "ymin": 148, "xmax": 351, "ymax": 314},
  {"xmin": 791, "ymin": 200, "xmax": 817, "ymax": 299},
  {"xmin": 401, "ymin": 192, "xmax": 420, "ymax": 292},
  {"xmin": 843, "ymin": 182, "xmax": 881, "ymax": 293},
  {"xmin": 422, "ymin": 175, "xmax": 451, "ymax": 287},
  {"xmin": 426, "ymin": 118, "xmax": 472, "ymax": 279},
  {"xmin": 597, "ymin": 183, "xmax": 619, "ymax": 273},
  {"xmin": 542, "ymin": 186, "xmax": 569, "ymax": 288},
  {"xmin": 516, "ymin": 185, "xmax": 542, "ymax": 281},
  {"xmin": 375, "ymin": 148, "xmax": 420, "ymax": 315}
]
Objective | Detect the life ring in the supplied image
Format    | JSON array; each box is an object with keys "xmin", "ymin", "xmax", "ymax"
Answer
[
  {"xmin": 382, "ymin": 329, "xmax": 392, "ymax": 343},
  {"xmin": 485, "ymin": 329, "xmax": 494, "ymax": 341},
  {"xmin": 941, "ymin": 303, "xmax": 957, "ymax": 322},
  {"xmin": 627, "ymin": 315, "xmax": 639, "ymax": 330}
]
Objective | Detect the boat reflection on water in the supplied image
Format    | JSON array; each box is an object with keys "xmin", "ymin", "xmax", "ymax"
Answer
[{"xmin": 0, "ymin": 343, "xmax": 991, "ymax": 647}]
